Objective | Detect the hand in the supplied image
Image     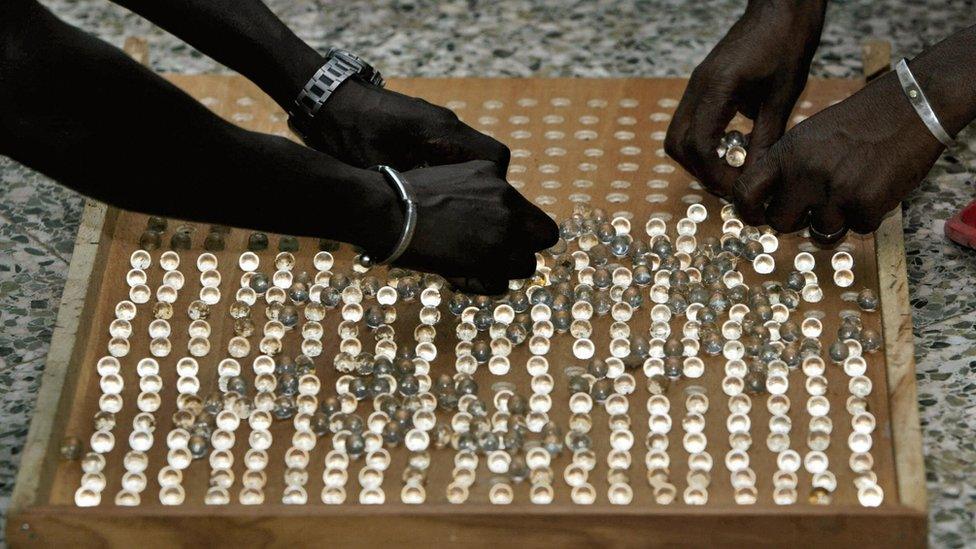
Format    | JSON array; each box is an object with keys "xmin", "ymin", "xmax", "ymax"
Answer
[
  {"xmin": 365, "ymin": 160, "xmax": 558, "ymax": 295},
  {"xmin": 665, "ymin": 0, "xmax": 826, "ymax": 197},
  {"xmin": 731, "ymin": 70, "xmax": 945, "ymax": 243},
  {"xmin": 303, "ymin": 78, "xmax": 511, "ymax": 176}
]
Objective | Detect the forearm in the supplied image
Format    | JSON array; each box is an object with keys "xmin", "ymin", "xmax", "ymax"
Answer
[
  {"xmin": 110, "ymin": 0, "xmax": 323, "ymax": 108},
  {"xmin": 0, "ymin": 1, "xmax": 391, "ymax": 249},
  {"xmin": 909, "ymin": 24, "xmax": 976, "ymax": 137}
]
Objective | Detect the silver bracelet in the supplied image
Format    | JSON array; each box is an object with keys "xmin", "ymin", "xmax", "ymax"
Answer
[
  {"xmin": 361, "ymin": 165, "xmax": 418, "ymax": 267},
  {"xmin": 895, "ymin": 58, "xmax": 956, "ymax": 148}
]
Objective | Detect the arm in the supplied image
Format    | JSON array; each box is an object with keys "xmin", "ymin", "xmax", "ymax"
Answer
[
  {"xmin": 665, "ymin": 0, "xmax": 827, "ymax": 196},
  {"xmin": 0, "ymin": 1, "xmax": 556, "ymax": 292},
  {"xmin": 732, "ymin": 25, "xmax": 976, "ymax": 242},
  {"xmin": 111, "ymin": 0, "xmax": 511, "ymax": 173}
]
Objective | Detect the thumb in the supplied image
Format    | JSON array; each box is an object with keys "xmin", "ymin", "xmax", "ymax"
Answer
[{"xmin": 732, "ymin": 148, "xmax": 781, "ymax": 227}]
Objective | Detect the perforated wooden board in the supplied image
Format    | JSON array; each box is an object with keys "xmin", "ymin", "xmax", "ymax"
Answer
[{"xmin": 8, "ymin": 75, "xmax": 926, "ymax": 547}]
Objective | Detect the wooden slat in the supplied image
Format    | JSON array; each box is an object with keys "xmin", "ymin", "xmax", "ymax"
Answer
[{"xmin": 861, "ymin": 40, "xmax": 927, "ymax": 514}]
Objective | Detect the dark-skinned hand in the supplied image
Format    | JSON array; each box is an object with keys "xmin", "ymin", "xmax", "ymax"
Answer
[
  {"xmin": 364, "ymin": 160, "xmax": 558, "ymax": 295},
  {"xmin": 732, "ymin": 70, "xmax": 945, "ymax": 244},
  {"xmin": 303, "ymin": 79, "xmax": 511, "ymax": 176},
  {"xmin": 665, "ymin": 0, "xmax": 826, "ymax": 197}
]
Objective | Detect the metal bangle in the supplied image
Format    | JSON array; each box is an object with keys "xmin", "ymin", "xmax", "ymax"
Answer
[
  {"xmin": 895, "ymin": 58, "xmax": 956, "ymax": 148},
  {"xmin": 362, "ymin": 165, "xmax": 418, "ymax": 267}
]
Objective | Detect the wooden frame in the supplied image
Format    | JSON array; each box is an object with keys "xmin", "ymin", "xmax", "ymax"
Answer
[{"xmin": 7, "ymin": 41, "xmax": 926, "ymax": 547}]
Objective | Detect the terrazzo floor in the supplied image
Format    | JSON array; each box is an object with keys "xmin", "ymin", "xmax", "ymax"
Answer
[{"xmin": 1, "ymin": 1, "xmax": 974, "ymax": 546}]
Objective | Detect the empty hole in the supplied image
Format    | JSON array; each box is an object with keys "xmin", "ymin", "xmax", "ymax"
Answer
[
  {"xmin": 578, "ymin": 163, "xmax": 598, "ymax": 172},
  {"xmin": 541, "ymin": 180, "xmax": 561, "ymax": 189},
  {"xmin": 536, "ymin": 195, "xmax": 558, "ymax": 205},
  {"xmin": 799, "ymin": 100, "xmax": 814, "ymax": 110},
  {"xmin": 545, "ymin": 147, "xmax": 567, "ymax": 157},
  {"xmin": 650, "ymin": 131, "xmax": 667, "ymax": 141},
  {"xmin": 543, "ymin": 115, "xmax": 565, "ymax": 124},
  {"xmin": 649, "ymin": 212, "xmax": 673, "ymax": 221},
  {"xmin": 569, "ymin": 193, "xmax": 592, "ymax": 202},
  {"xmin": 509, "ymin": 115, "xmax": 530, "ymax": 125},
  {"xmin": 841, "ymin": 291, "xmax": 859, "ymax": 302},
  {"xmin": 236, "ymin": 97, "xmax": 254, "ymax": 106},
  {"xmin": 545, "ymin": 131, "xmax": 566, "ymax": 140},
  {"xmin": 798, "ymin": 242, "xmax": 818, "ymax": 253},
  {"xmin": 612, "ymin": 210, "xmax": 634, "ymax": 220},
  {"xmin": 517, "ymin": 98, "xmax": 538, "ymax": 107},
  {"xmin": 509, "ymin": 164, "xmax": 527, "ymax": 173},
  {"xmin": 620, "ymin": 146, "xmax": 642, "ymax": 155},
  {"xmin": 446, "ymin": 100, "xmax": 467, "ymax": 110},
  {"xmin": 689, "ymin": 181, "xmax": 704, "ymax": 190},
  {"xmin": 483, "ymin": 100, "xmax": 503, "ymax": 110},
  {"xmin": 837, "ymin": 242, "xmax": 855, "ymax": 253},
  {"xmin": 655, "ymin": 148, "xmax": 667, "ymax": 158},
  {"xmin": 653, "ymin": 164, "xmax": 676, "ymax": 174},
  {"xmin": 200, "ymin": 97, "xmax": 220, "ymax": 107},
  {"xmin": 682, "ymin": 194, "xmax": 703, "ymax": 204},
  {"xmin": 509, "ymin": 180, "xmax": 525, "ymax": 189},
  {"xmin": 650, "ymin": 112, "xmax": 671, "ymax": 122},
  {"xmin": 647, "ymin": 179, "xmax": 669, "ymax": 189},
  {"xmin": 611, "ymin": 180, "xmax": 631, "ymax": 189},
  {"xmin": 512, "ymin": 149, "xmax": 532, "ymax": 158},
  {"xmin": 617, "ymin": 116, "xmax": 637, "ymax": 125},
  {"xmin": 584, "ymin": 148, "xmax": 604, "ymax": 157},
  {"xmin": 607, "ymin": 193, "xmax": 630, "ymax": 203},
  {"xmin": 478, "ymin": 116, "xmax": 499, "ymax": 126},
  {"xmin": 551, "ymin": 97, "xmax": 572, "ymax": 107},
  {"xmin": 575, "ymin": 130, "xmax": 598, "ymax": 140},
  {"xmin": 619, "ymin": 98, "xmax": 639, "ymax": 108},
  {"xmin": 511, "ymin": 130, "xmax": 532, "ymax": 139},
  {"xmin": 646, "ymin": 194, "xmax": 668, "ymax": 203},
  {"xmin": 232, "ymin": 112, "xmax": 254, "ymax": 122},
  {"xmin": 587, "ymin": 98, "xmax": 608, "ymax": 108},
  {"xmin": 539, "ymin": 164, "xmax": 560, "ymax": 174},
  {"xmin": 658, "ymin": 98, "xmax": 679, "ymax": 108},
  {"xmin": 579, "ymin": 115, "xmax": 599, "ymax": 125},
  {"xmin": 804, "ymin": 310, "xmax": 826, "ymax": 320},
  {"xmin": 614, "ymin": 131, "xmax": 635, "ymax": 140},
  {"xmin": 574, "ymin": 179, "xmax": 594, "ymax": 188},
  {"xmin": 617, "ymin": 162, "xmax": 639, "ymax": 172},
  {"xmin": 839, "ymin": 309, "xmax": 861, "ymax": 319}
]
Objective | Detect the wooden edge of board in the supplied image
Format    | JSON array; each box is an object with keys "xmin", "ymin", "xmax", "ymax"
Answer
[
  {"xmin": 123, "ymin": 37, "xmax": 150, "ymax": 67},
  {"xmin": 8, "ymin": 201, "xmax": 111, "ymax": 516},
  {"xmin": 875, "ymin": 210, "xmax": 927, "ymax": 513},
  {"xmin": 7, "ymin": 505, "xmax": 928, "ymax": 548},
  {"xmin": 861, "ymin": 39, "xmax": 926, "ymax": 515}
]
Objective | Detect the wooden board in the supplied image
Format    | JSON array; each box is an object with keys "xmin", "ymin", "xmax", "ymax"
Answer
[{"xmin": 8, "ymin": 69, "xmax": 925, "ymax": 547}]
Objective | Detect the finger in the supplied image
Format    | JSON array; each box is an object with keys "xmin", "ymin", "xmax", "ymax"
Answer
[
  {"xmin": 732, "ymin": 149, "xmax": 781, "ymax": 226},
  {"xmin": 508, "ymin": 197, "xmax": 559, "ymax": 251},
  {"xmin": 427, "ymin": 121, "xmax": 511, "ymax": 176},
  {"xmin": 447, "ymin": 276, "xmax": 509, "ymax": 296},
  {"xmin": 809, "ymin": 202, "xmax": 848, "ymax": 247},
  {"xmin": 764, "ymin": 189, "xmax": 812, "ymax": 234},
  {"xmin": 843, "ymin": 203, "xmax": 883, "ymax": 235},
  {"xmin": 746, "ymin": 86, "xmax": 797, "ymax": 163},
  {"xmin": 668, "ymin": 77, "xmax": 740, "ymax": 196},
  {"xmin": 685, "ymin": 87, "xmax": 741, "ymax": 195}
]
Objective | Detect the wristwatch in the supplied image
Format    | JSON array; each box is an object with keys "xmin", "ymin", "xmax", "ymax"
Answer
[{"xmin": 288, "ymin": 48, "xmax": 384, "ymax": 143}]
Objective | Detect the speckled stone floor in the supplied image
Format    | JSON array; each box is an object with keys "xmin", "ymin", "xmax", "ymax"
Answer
[{"xmin": 1, "ymin": 1, "xmax": 974, "ymax": 546}]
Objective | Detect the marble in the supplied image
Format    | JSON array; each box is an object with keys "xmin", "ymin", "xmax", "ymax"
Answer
[{"xmin": 0, "ymin": 1, "xmax": 973, "ymax": 546}]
